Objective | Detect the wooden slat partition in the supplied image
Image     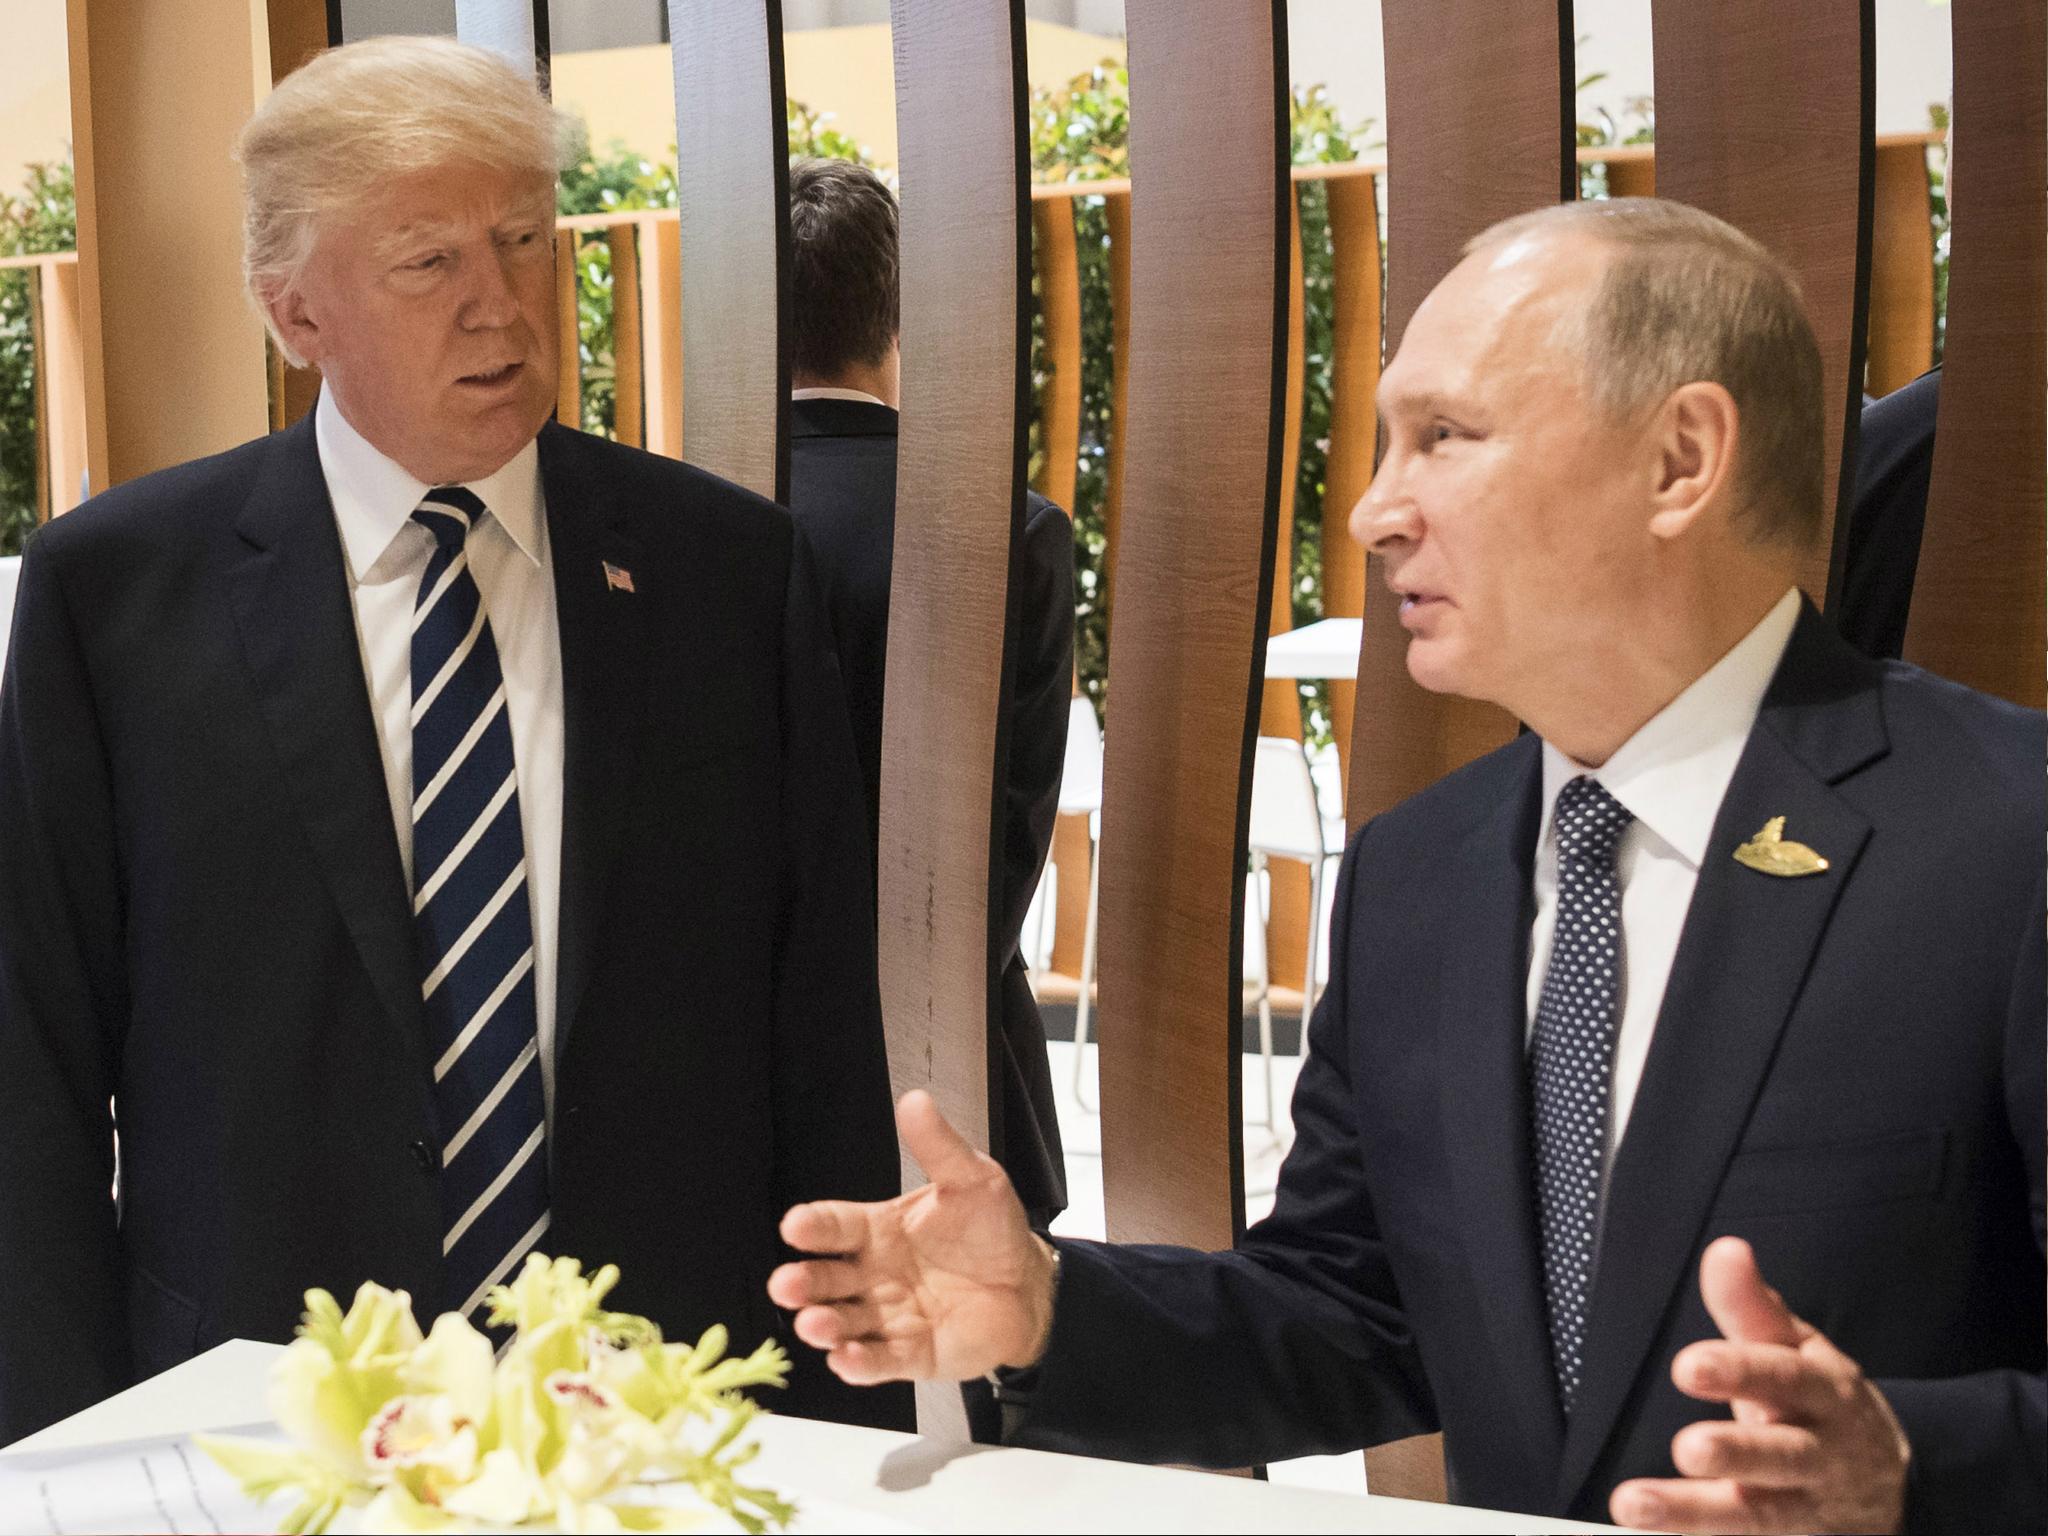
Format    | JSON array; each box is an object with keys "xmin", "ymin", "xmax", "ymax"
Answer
[
  {"xmin": 1101, "ymin": 188, "xmax": 1134, "ymax": 590},
  {"xmin": 1903, "ymin": 0, "xmax": 2045, "ymax": 708},
  {"xmin": 1347, "ymin": 2, "xmax": 1570, "ymax": 830},
  {"xmin": 22, "ymin": 258, "xmax": 89, "ymax": 522},
  {"xmin": 1319, "ymin": 173, "xmax": 1381, "ymax": 779},
  {"xmin": 1648, "ymin": 0, "xmax": 1872, "ymax": 606},
  {"xmin": 640, "ymin": 217, "xmax": 686, "ymax": 458},
  {"xmin": 453, "ymin": 0, "xmax": 548, "ymax": 79},
  {"xmin": 881, "ymin": 0, "xmax": 1030, "ymax": 1440},
  {"xmin": 668, "ymin": 0, "xmax": 790, "ymax": 501},
  {"xmin": 1096, "ymin": 0, "xmax": 1290, "ymax": 1253},
  {"xmin": 607, "ymin": 225, "xmax": 645, "ymax": 449},
  {"xmin": 1865, "ymin": 136, "xmax": 1938, "ymax": 397},
  {"xmin": 553, "ymin": 228, "xmax": 582, "ymax": 429}
]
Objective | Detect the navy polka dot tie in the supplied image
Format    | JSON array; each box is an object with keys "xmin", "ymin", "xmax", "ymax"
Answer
[{"xmin": 1529, "ymin": 774, "xmax": 1633, "ymax": 1413}]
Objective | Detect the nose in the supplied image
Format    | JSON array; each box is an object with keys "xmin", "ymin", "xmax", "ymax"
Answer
[
  {"xmin": 1351, "ymin": 455, "xmax": 1422, "ymax": 554},
  {"xmin": 458, "ymin": 245, "xmax": 523, "ymax": 330}
]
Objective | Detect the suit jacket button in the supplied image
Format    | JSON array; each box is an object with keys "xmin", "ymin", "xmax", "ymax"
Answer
[{"xmin": 409, "ymin": 1139, "xmax": 439, "ymax": 1173}]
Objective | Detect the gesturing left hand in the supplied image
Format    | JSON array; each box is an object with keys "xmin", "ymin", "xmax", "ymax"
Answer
[{"xmin": 1609, "ymin": 1236, "xmax": 1910, "ymax": 1535}]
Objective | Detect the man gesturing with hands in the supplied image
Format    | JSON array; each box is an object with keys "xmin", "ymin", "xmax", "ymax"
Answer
[{"xmin": 772, "ymin": 200, "xmax": 2045, "ymax": 1535}]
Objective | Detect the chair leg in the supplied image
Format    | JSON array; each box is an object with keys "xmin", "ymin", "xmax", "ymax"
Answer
[{"xmin": 1072, "ymin": 844, "xmax": 1101, "ymax": 1111}]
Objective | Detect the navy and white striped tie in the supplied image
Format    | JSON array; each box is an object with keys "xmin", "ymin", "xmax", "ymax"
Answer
[
  {"xmin": 409, "ymin": 486, "xmax": 549, "ymax": 1323},
  {"xmin": 1529, "ymin": 774, "xmax": 1633, "ymax": 1413}
]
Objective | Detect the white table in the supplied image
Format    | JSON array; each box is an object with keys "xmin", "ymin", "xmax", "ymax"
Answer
[
  {"xmin": 0, "ymin": 1341, "xmax": 1617, "ymax": 1534},
  {"xmin": 1264, "ymin": 617, "xmax": 1362, "ymax": 680}
]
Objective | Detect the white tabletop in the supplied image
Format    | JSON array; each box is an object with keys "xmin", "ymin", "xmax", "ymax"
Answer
[
  {"xmin": 1265, "ymin": 617, "xmax": 1362, "ymax": 680},
  {"xmin": 0, "ymin": 1340, "xmax": 1618, "ymax": 1534}
]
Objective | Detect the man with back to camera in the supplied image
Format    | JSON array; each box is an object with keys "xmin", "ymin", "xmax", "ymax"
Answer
[
  {"xmin": 781, "ymin": 157, "xmax": 1075, "ymax": 1233},
  {"xmin": 768, "ymin": 199, "xmax": 2045, "ymax": 1533},
  {"xmin": 0, "ymin": 36, "xmax": 910, "ymax": 1441}
]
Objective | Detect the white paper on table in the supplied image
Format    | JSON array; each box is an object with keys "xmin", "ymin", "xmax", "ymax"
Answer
[{"xmin": 0, "ymin": 1432, "xmax": 924, "ymax": 1535}]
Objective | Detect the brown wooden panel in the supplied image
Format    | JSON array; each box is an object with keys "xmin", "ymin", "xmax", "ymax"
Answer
[
  {"xmin": 1261, "ymin": 189, "xmax": 1311, "ymax": 990},
  {"xmin": 1101, "ymin": 187, "xmax": 1134, "ymax": 593},
  {"xmin": 1096, "ymin": 0, "xmax": 1289, "ymax": 1252},
  {"xmin": 1865, "ymin": 137, "xmax": 1937, "ymax": 397},
  {"xmin": 266, "ymin": 0, "xmax": 338, "ymax": 429},
  {"xmin": 1347, "ymin": 2, "xmax": 1569, "ymax": 828},
  {"xmin": 668, "ymin": 0, "xmax": 789, "ymax": 501},
  {"xmin": 882, "ymin": 0, "xmax": 1030, "ymax": 1440},
  {"xmin": 1319, "ymin": 172, "xmax": 1381, "ymax": 777},
  {"xmin": 1649, "ymin": 0, "xmax": 1872, "ymax": 606},
  {"xmin": 1904, "ymin": 0, "xmax": 2046, "ymax": 708},
  {"xmin": 639, "ymin": 216, "xmax": 686, "ymax": 459},
  {"xmin": 607, "ymin": 225, "xmax": 644, "ymax": 449},
  {"xmin": 34, "ymin": 259, "xmax": 90, "ymax": 519},
  {"xmin": 1031, "ymin": 192, "xmax": 1083, "ymax": 513},
  {"xmin": 553, "ymin": 228, "xmax": 581, "ymax": 428}
]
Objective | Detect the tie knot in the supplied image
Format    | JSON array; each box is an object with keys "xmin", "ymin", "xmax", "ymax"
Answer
[
  {"xmin": 1553, "ymin": 775, "xmax": 1632, "ymax": 865},
  {"xmin": 414, "ymin": 487, "xmax": 487, "ymax": 552}
]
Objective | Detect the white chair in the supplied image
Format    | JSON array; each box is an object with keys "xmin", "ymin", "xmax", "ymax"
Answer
[
  {"xmin": 1026, "ymin": 697, "xmax": 1106, "ymax": 1108},
  {"xmin": 1245, "ymin": 735, "xmax": 1344, "ymax": 1129},
  {"xmin": 0, "ymin": 555, "xmax": 21, "ymax": 693}
]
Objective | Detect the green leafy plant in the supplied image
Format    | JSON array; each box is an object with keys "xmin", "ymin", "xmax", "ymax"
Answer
[{"xmin": 0, "ymin": 157, "xmax": 77, "ymax": 556}]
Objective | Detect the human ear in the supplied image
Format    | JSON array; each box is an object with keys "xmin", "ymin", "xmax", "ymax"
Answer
[
  {"xmin": 261, "ymin": 279, "xmax": 325, "ymax": 370},
  {"xmin": 1646, "ymin": 381, "xmax": 1740, "ymax": 542}
]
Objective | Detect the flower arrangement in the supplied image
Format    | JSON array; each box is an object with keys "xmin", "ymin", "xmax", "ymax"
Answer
[{"xmin": 196, "ymin": 1255, "xmax": 796, "ymax": 1535}]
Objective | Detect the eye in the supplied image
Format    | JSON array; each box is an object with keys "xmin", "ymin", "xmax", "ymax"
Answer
[{"xmin": 404, "ymin": 252, "xmax": 448, "ymax": 273}]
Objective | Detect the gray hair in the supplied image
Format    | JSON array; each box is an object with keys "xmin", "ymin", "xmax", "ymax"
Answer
[
  {"xmin": 1468, "ymin": 198, "xmax": 1824, "ymax": 548},
  {"xmin": 235, "ymin": 36, "xmax": 573, "ymax": 363}
]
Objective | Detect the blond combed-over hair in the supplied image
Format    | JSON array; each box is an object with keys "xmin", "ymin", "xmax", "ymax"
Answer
[
  {"xmin": 235, "ymin": 36, "xmax": 573, "ymax": 363},
  {"xmin": 1468, "ymin": 198, "xmax": 1825, "ymax": 549}
]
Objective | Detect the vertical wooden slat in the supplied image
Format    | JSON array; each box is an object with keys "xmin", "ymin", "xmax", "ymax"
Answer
[
  {"xmin": 1602, "ymin": 148, "xmax": 1656, "ymax": 200},
  {"xmin": 1648, "ymin": 0, "xmax": 1873, "ymax": 606},
  {"xmin": 669, "ymin": 0, "xmax": 790, "ymax": 502},
  {"xmin": 638, "ymin": 216, "xmax": 686, "ymax": 459},
  {"xmin": 1032, "ymin": 190, "xmax": 1091, "ymax": 982},
  {"xmin": 266, "ymin": 0, "xmax": 337, "ymax": 430},
  {"xmin": 36, "ymin": 259, "xmax": 90, "ymax": 518},
  {"xmin": 1097, "ymin": 0, "xmax": 1289, "ymax": 1253},
  {"xmin": 1903, "ymin": 0, "xmax": 2045, "ymax": 708},
  {"xmin": 882, "ymin": 0, "xmax": 1030, "ymax": 1441},
  {"xmin": 66, "ymin": 0, "xmax": 307, "ymax": 490},
  {"xmin": 1100, "ymin": 187, "xmax": 1133, "ymax": 592},
  {"xmin": 454, "ymin": 0, "xmax": 549, "ymax": 79},
  {"xmin": 1863, "ymin": 137, "xmax": 1936, "ymax": 398},
  {"xmin": 27, "ymin": 267, "xmax": 51, "ymax": 523},
  {"xmin": 608, "ymin": 224, "xmax": 645, "ymax": 450},
  {"xmin": 1348, "ymin": 2, "xmax": 1570, "ymax": 829},
  {"xmin": 553, "ymin": 228, "xmax": 582, "ymax": 429},
  {"xmin": 1260, "ymin": 187, "xmax": 1310, "ymax": 993},
  {"xmin": 1320, "ymin": 170, "xmax": 1381, "ymax": 784},
  {"xmin": 1030, "ymin": 192, "xmax": 1083, "ymax": 513}
]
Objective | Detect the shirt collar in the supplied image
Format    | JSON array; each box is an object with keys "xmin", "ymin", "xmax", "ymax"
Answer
[
  {"xmin": 791, "ymin": 385, "xmax": 891, "ymax": 407},
  {"xmin": 315, "ymin": 385, "xmax": 545, "ymax": 583},
  {"xmin": 1538, "ymin": 588, "xmax": 1803, "ymax": 870}
]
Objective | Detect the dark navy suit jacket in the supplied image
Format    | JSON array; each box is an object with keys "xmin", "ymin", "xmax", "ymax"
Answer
[
  {"xmin": 1013, "ymin": 606, "xmax": 2045, "ymax": 1532},
  {"xmin": 0, "ymin": 415, "xmax": 912, "ymax": 1442},
  {"xmin": 786, "ymin": 396, "xmax": 1074, "ymax": 1226}
]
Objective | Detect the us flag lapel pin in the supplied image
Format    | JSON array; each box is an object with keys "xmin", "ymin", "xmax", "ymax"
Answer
[{"xmin": 602, "ymin": 561, "xmax": 637, "ymax": 594}]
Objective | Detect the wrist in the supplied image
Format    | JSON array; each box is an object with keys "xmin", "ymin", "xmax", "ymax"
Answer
[{"xmin": 1004, "ymin": 1234, "xmax": 1060, "ymax": 1371}]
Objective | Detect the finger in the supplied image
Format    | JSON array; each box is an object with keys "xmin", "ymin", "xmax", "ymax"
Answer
[
  {"xmin": 1672, "ymin": 1340, "xmax": 1833, "ymax": 1420},
  {"xmin": 1610, "ymin": 1477, "xmax": 1809, "ymax": 1535},
  {"xmin": 792, "ymin": 1299, "xmax": 889, "ymax": 1350},
  {"xmin": 824, "ymin": 1336, "xmax": 927, "ymax": 1387},
  {"xmin": 767, "ymin": 1257, "xmax": 872, "ymax": 1309},
  {"xmin": 1698, "ymin": 1237, "xmax": 1810, "ymax": 1348},
  {"xmin": 897, "ymin": 1089, "xmax": 991, "ymax": 1191},
  {"xmin": 780, "ymin": 1199, "xmax": 872, "ymax": 1255},
  {"xmin": 1671, "ymin": 1420, "xmax": 1823, "ymax": 1487}
]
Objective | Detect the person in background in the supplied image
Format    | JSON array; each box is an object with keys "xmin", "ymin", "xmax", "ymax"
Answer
[
  {"xmin": 782, "ymin": 157, "xmax": 1074, "ymax": 1235},
  {"xmin": 768, "ymin": 198, "xmax": 2044, "ymax": 1533},
  {"xmin": 0, "ymin": 37, "xmax": 909, "ymax": 1443}
]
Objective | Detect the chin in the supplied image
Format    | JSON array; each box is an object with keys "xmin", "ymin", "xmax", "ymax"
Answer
[{"xmin": 1403, "ymin": 640, "xmax": 1469, "ymax": 698}]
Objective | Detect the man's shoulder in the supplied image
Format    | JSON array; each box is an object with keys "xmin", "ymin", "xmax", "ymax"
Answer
[
  {"xmin": 1865, "ymin": 658, "xmax": 2044, "ymax": 818},
  {"xmin": 541, "ymin": 423, "xmax": 790, "ymax": 549},
  {"xmin": 1355, "ymin": 729, "xmax": 1539, "ymax": 856},
  {"xmin": 32, "ymin": 431, "xmax": 278, "ymax": 566}
]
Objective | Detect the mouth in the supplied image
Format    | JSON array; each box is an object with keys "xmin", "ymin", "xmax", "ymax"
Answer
[
  {"xmin": 457, "ymin": 361, "xmax": 524, "ymax": 389},
  {"xmin": 1392, "ymin": 586, "xmax": 1449, "ymax": 628}
]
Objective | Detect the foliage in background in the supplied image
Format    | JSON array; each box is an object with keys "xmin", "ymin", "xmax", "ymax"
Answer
[
  {"xmin": 0, "ymin": 159, "xmax": 76, "ymax": 556},
  {"xmin": 554, "ymin": 102, "xmax": 873, "ymax": 438},
  {"xmin": 1027, "ymin": 62, "xmax": 1376, "ymax": 740},
  {"xmin": 1926, "ymin": 101, "xmax": 1949, "ymax": 365}
]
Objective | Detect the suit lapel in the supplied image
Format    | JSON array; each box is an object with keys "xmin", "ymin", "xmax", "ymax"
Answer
[
  {"xmin": 1555, "ymin": 610, "xmax": 1885, "ymax": 1507},
  {"xmin": 542, "ymin": 424, "xmax": 654, "ymax": 1069},
  {"xmin": 227, "ymin": 414, "xmax": 422, "ymax": 1057},
  {"xmin": 1436, "ymin": 737, "xmax": 1567, "ymax": 1484}
]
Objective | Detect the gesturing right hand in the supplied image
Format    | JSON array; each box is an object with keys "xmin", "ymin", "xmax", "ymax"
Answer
[{"xmin": 767, "ymin": 1090, "xmax": 1058, "ymax": 1386}]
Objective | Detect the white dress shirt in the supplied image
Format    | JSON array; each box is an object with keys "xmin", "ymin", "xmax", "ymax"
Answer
[
  {"xmin": 1525, "ymin": 588, "xmax": 1802, "ymax": 1174},
  {"xmin": 790, "ymin": 386, "xmax": 891, "ymax": 407},
  {"xmin": 315, "ymin": 389, "xmax": 565, "ymax": 1117}
]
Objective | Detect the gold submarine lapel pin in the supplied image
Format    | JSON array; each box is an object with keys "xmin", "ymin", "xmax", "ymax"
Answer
[{"xmin": 1733, "ymin": 816, "xmax": 1830, "ymax": 877}]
